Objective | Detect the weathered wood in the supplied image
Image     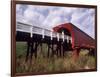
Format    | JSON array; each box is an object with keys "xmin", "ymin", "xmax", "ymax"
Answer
[{"xmin": 72, "ymin": 48, "xmax": 80, "ymax": 60}]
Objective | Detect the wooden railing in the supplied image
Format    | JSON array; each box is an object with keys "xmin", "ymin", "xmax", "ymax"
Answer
[{"xmin": 16, "ymin": 21, "xmax": 72, "ymax": 43}]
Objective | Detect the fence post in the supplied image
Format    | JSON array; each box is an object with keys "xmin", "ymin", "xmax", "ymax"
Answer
[
  {"xmin": 57, "ymin": 33, "xmax": 59, "ymax": 41},
  {"xmin": 42, "ymin": 29, "xmax": 45, "ymax": 39},
  {"xmin": 30, "ymin": 26, "xmax": 33, "ymax": 38},
  {"xmin": 50, "ymin": 30, "xmax": 53, "ymax": 40},
  {"xmin": 62, "ymin": 31, "xmax": 64, "ymax": 42}
]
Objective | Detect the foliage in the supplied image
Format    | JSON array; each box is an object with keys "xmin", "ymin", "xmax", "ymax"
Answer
[{"xmin": 16, "ymin": 42, "xmax": 96, "ymax": 73}]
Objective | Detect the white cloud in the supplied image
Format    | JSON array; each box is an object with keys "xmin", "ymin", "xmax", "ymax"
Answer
[
  {"xmin": 70, "ymin": 8, "xmax": 95, "ymax": 38},
  {"xmin": 16, "ymin": 4, "xmax": 95, "ymax": 38},
  {"xmin": 42, "ymin": 7, "xmax": 72, "ymax": 29}
]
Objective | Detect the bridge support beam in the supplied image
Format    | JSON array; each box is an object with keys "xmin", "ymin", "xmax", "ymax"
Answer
[{"xmin": 72, "ymin": 48, "xmax": 80, "ymax": 61}]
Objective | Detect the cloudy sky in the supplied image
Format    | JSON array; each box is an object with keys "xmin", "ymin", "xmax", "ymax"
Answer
[{"xmin": 16, "ymin": 4, "xmax": 95, "ymax": 38}]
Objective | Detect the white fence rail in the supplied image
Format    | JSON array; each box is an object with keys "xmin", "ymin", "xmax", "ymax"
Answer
[{"xmin": 16, "ymin": 22, "xmax": 72, "ymax": 42}]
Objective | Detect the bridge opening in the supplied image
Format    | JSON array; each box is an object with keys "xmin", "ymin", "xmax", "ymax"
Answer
[{"xmin": 55, "ymin": 27, "xmax": 72, "ymax": 51}]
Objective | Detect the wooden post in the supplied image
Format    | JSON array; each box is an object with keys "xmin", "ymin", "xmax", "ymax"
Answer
[
  {"xmin": 50, "ymin": 30, "xmax": 53, "ymax": 40},
  {"xmin": 47, "ymin": 44, "xmax": 50, "ymax": 58},
  {"xmin": 30, "ymin": 27, "xmax": 33, "ymax": 38},
  {"xmin": 62, "ymin": 31, "xmax": 64, "ymax": 42},
  {"xmin": 57, "ymin": 33, "xmax": 59, "ymax": 41},
  {"xmin": 72, "ymin": 48, "xmax": 80, "ymax": 61},
  {"xmin": 67, "ymin": 35, "xmax": 69, "ymax": 43},
  {"xmin": 42, "ymin": 29, "xmax": 45, "ymax": 39}
]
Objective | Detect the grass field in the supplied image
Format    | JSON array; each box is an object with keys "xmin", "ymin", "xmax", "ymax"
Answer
[{"xmin": 16, "ymin": 42, "xmax": 96, "ymax": 73}]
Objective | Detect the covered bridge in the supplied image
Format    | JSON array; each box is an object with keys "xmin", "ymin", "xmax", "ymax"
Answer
[{"xmin": 53, "ymin": 23, "xmax": 96, "ymax": 59}]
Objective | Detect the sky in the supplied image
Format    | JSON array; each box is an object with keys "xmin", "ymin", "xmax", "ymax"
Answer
[{"xmin": 16, "ymin": 4, "xmax": 95, "ymax": 38}]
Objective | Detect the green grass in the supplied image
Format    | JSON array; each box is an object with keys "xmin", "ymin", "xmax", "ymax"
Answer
[
  {"xmin": 16, "ymin": 42, "xmax": 96, "ymax": 73},
  {"xmin": 16, "ymin": 42, "xmax": 27, "ymax": 58}
]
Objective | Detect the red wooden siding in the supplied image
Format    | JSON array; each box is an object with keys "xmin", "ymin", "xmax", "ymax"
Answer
[{"xmin": 53, "ymin": 23, "xmax": 95, "ymax": 49}]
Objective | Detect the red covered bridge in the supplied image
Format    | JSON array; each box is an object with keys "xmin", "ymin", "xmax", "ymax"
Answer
[
  {"xmin": 16, "ymin": 22, "xmax": 96, "ymax": 61},
  {"xmin": 53, "ymin": 23, "xmax": 95, "ymax": 59}
]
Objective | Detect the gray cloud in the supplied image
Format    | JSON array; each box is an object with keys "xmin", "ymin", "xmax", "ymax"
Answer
[{"xmin": 16, "ymin": 4, "xmax": 95, "ymax": 38}]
